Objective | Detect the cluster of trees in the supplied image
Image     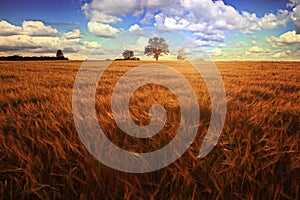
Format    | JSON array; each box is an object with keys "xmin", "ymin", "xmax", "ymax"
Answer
[
  {"xmin": 120, "ymin": 37, "xmax": 185, "ymax": 61},
  {"xmin": 1, "ymin": 38, "xmax": 186, "ymax": 61}
]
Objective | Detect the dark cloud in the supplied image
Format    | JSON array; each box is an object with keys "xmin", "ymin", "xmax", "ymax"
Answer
[
  {"xmin": 63, "ymin": 47, "xmax": 78, "ymax": 53},
  {"xmin": 0, "ymin": 45, "xmax": 41, "ymax": 52}
]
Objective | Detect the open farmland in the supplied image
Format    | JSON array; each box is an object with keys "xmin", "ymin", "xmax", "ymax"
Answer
[{"xmin": 0, "ymin": 60, "xmax": 299, "ymax": 199}]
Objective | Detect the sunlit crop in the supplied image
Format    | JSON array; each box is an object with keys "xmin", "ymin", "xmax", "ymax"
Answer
[{"xmin": 0, "ymin": 60, "xmax": 299, "ymax": 199}]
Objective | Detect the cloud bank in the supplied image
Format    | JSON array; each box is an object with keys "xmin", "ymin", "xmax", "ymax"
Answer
[
  {"xmin": 0, "ymin": 20, "xmax": 98, "ymax": 59},
  {"xmin": 82, "ymin": 0, "xmax": 292, "ymax": 43}
]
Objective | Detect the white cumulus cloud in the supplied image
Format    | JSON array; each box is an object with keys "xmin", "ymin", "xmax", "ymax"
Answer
[
  {"xmin": 267, "ymin": 30, "xmax": 300, "ymax": 44},
  {"xmin": 87, "ymin": 21, "xmax": 119, "ymax": 38},
  {"xmin": 82, "ymin": 0, "xmax": 140, "ymax": 23},
  {"xmin": 0, "ymin": 20, "xmax": 59, "ymax": 37},
  {"xmin": 271, "ymin": 51, "xmax": 288, "ymax": 58},
  {"xmin": 129, "ymin": 24, "xmax": 144, "ymax": 35},
  {"xmin": 258, "ymin": 10, "xmax": 290, "ymax": 30},
  {"xmin": 213, "ymin": 48, "xmax": 222, "ymax": 56},
  {"xmin": 22, "ymin": 21, "xmax": 59, "ymax": 37},
  {"xmin": 78, "ymin": 0, "xmax": 297, "ymax": 60},
  {"xmin": 82, "ymin": 0, "xmax": 292, "ymax": 44},
  {"xmin": 265, "ymin": 30, "xmax": 300, "ymax": 60},
  {"xmin": 291, "ymin": 5, "xmax": 300, "ymax": 33},
  {"xmin": 0, "ymin": 20, "xmax": 101, "ymax": 59},
  {"xmin": 249, "ymin": 46, "xmax": 264, "ymax": 53},
  {"xmin": 64, "ymin": 29, "xmax": 82, "ymax": 39},
  {"xmin": 0, "ymin": 20, "xmax": 22, "ymax": 36}
]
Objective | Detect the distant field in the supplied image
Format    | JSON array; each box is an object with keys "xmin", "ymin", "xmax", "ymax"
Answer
[{"xmin": 0, "ymin": 60, "xmax": 299, "ymax": 199}]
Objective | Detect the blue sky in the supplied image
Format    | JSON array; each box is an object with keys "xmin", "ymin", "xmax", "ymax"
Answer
[{"xmin": 0, "ymin": 0, "xmax": 299, "ymax": 60}]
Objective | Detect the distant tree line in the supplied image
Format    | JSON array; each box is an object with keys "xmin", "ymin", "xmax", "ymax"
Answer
[
  {"xmin": 0, "ymin": 55, "xmax": 69, "ymax": 61},
  {"xmin": 0, "ymin": 50, "xmax": 68, "ymax": 61}
]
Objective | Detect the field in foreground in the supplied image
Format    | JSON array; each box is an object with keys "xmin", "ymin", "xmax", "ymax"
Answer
[{"xmin": 0, "ymin": 60, "xmax": 299, "ymax": 199}]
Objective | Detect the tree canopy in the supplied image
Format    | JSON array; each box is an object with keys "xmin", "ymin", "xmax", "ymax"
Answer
[
  {"xmin": 177, "ymin": 48, "xmax": 186, "ymax": 60},
  {"xmin": 122, "ymin": 50, "xmax": 134, "ymax": 60},
  {"xmin": 144, "ymin": 37, "xmax": 169, "ymax": 61},
  {"xmin": 56, "ymin": 49, "xmax": 64, "ymax": 58}
]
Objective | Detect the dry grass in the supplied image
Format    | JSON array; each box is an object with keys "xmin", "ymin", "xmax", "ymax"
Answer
[{"xmin": 0, "ymin": 60, "xmax": 299, "ymax": 199}]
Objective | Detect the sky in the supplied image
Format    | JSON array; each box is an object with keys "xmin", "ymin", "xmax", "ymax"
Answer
[{"xmin": 0, "ymin": 0, "xmax": 299, "ymax": 61}]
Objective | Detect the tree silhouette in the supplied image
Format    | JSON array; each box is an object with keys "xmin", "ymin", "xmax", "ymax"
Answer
[
  {"xmin": 122, "ymin": 50, "xmax": 134, "ymax": 60},
  {"xmin": 177, "ymin": 48, "xmax": 186, "ymax": 61},
  {"xmin": 144, "ymin": 37, "xmax": 169, "ymax": 61},
  {"xmin": 56, "ymin": 49, "xmax": 64, "ymax": 58}
]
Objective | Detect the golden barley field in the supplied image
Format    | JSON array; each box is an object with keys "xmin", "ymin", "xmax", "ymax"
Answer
[{"xmin": 0, "ymin": 60, "xmax": 299, "ymax": 199}]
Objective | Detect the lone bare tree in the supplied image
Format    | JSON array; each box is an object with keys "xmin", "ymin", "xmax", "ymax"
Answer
[
  {"xmin": 122, "ymin": 50, "xmax": 134, "ymax": 60},
  {"xmin": 177, "ymin": 48, "xmax": 186, "ymax": 61},
  {"xmin": 144, "ymin": 37, "xmax": 169, "ymax": 61}
]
